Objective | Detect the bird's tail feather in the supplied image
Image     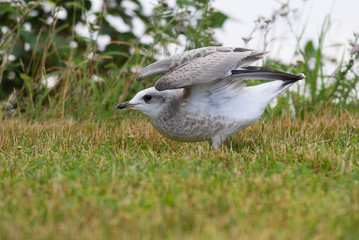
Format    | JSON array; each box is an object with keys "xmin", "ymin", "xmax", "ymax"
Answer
[{"xmin": 231, "ymin": 66, "xmax": 305, "ymax": 82}]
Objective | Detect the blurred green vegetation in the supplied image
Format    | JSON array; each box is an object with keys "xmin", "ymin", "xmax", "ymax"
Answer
[
  {"xmin": 0, "ymin": 0, "xmax": 358, "ymax": 120},
  {"xmin": 0, "ymin": 0, "xmax": 227, "ymax": 119}
]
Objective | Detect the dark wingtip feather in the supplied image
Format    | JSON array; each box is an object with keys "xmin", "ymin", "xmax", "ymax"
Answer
[
  {"xmin": 296, "ymin": 73, "xmax": 306, "ymax": 80},
  {"xmin": 281, "ymin": 73, "xmax": 305, "ymax": 86},
  {"xmin": 231, "ymin": 67, "xmax": 305, "ymax": 82},
  {"xmin": 233, "ymin": 47, "xmax": 254, "ymax": 52},
  {"xmin": 241, "ymin": 51, "xmax": 269, "ymax": 62}
]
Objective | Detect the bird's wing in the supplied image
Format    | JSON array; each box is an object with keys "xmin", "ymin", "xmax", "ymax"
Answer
[
  {"xmin": 136, "ymin": 47, "xmax": 219, "ymax": 80},
  {"xmin": 136, "ymin": 46, "xmax": 265, "ymax": 90},
  {"xmin": 230, "ymin": 66, "xmax": 305, "ymax": 82},
  {"xmin": 182, "ymin": 67, "xmax": 305, "ymax": 115}
]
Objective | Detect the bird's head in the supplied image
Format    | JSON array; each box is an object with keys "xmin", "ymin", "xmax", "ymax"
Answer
[{"xmin": 115, "ymin": 87, "xmax": 172, "ymax": 119}]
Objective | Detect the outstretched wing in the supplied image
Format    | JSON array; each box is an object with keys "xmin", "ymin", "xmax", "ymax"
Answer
[
  {"xmin": 154, "ymin": 51, "xmax": 267, "ymax": 91},
  {"xmin": 136, "ymin": 47, "xmax": 220, "ymax": 81},
  {"xmin": 137, "ymin": 46, "xmax": 305, "ymax": 91},
  {"xmin": 136, "ymin": 47, "xmax": 265, "ymax": 90}
]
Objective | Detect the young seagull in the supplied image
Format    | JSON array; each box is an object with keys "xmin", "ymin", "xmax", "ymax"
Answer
[{"xmin": 116, "ymin": 46, "xmax": 305, "ymax": 148}]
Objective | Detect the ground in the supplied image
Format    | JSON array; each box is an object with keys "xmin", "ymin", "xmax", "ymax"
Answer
[{"xmin": 0, "ymin": 111, "xmax": 358, "ymax": 239}]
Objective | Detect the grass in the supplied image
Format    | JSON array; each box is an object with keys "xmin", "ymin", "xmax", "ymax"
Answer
[{"xmin": 1, "ymin": 110, "xmax": 359, "ymax": 239}]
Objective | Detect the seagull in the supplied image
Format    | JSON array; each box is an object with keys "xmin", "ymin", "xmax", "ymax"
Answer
[{"xmin": 116, "ymin": 46, "xmax": 305, "ymax": 148}]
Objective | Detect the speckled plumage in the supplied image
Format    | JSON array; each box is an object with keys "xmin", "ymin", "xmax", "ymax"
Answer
[
  {"xmin": 117, "ymin": 46, "xmax": 305, "ymax": 147},
  {"xmin": 148, "ymin": 87, "xmax": 256, "ymax": 146}
]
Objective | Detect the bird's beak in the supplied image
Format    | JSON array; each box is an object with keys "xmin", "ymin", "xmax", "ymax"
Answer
[
  {"xmin": 116, "ymin": 101, "xmax": 130, "ymax": 109},
  {"xmin": 115, "ymin": 101, "xmax": 138, "ymax": 109}
]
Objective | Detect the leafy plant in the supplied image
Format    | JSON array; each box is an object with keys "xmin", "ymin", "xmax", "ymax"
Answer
[{"xmin": 0, "ymin": 0, "xmax": 228, "ymax": 119}]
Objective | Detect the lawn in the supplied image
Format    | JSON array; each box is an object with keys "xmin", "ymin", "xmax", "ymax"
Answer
[{"xmin": 0, "ymin": 110, "xmax": 358, "ymax": 239}]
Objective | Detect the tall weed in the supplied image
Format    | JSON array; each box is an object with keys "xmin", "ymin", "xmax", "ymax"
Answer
[{"xmin": 244, "ymin": 3, "xmax": 359, "ymax": 114}]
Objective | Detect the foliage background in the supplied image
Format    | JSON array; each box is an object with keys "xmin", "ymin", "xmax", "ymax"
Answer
[
  {"xmin": 1, "ymin": 0, "xmax": 358, "ymax": 120},
  {"xmin": 0, "ymin": 0, "xmax": 230, "ymax": 119}
]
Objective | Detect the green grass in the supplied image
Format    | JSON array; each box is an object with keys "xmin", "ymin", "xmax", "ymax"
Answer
[{"xmin": 1, "ymin": 111, "xmax": 359, "ymax": 239}]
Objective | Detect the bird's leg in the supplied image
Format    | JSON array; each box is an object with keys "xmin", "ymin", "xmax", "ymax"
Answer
[
  {"xmin": 211, "ymin": 136, "xmax": 225, "ymax": 149},
  {"xmin": 211, "ymin": 141, "xmax": 219, "ymax": 150}
]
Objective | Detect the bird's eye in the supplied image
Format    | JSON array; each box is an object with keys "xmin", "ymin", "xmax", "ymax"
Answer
[{"xmin": 143, "ymin": 94, "xmax": 152, "ymax": 102}]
